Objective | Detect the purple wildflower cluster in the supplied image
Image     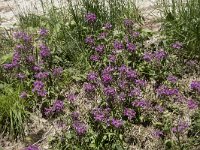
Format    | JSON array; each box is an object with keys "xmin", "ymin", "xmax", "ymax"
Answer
[
  {"xmin": 14, "ymin": 31, "xmax": 32, "ymax": 42},
  {"xmin": 72, "ymin": 121, "xmax": 87, "ymax": 135},
  {"xmin": 190, "ymin": 81, "xmax": 200, "ymax": 93},
  {"xmin": 44, "ymin": 100, "xmax": 64, "ymax": 116},
  {"xmin": 104, "ymin": 23, "xmax": 112, "ymax": 30},
  {"xmin": 39, "ymin": 44, "xmax": 51, "ymax": 59},
  {"xmin": 156, "ymin": 85, "xmax": 179, "ymax": 96},
  {"xmin": 39, "ymin": 28, "xmax": 48, "ymax": 36},
  {"xmin": 172, "ymin": 41, "xmax": 183, "ymax": 49},
  {"xmin": 85, "ymin": 13, "xmax": 97, "ymax": 24},
  {"xmin": 24, "ymin": 145, "xmax": 39, "ymax": 150},
  {"xmin": 172, "ymin": 121, "xmax": 189, "ymax": 133},
  {"xmin": 167, "ymin": 75, "xmax": 178, "ymax": 83},
  {"xmin": 32, "ymin": 80, "xmax": 47, "ymax": 97},
  {"xmin": 92, "ymin": 107, "xmax": 110, "ymax": 122},
  {"xmin": 152, "ymin": 129, "xmax": 163, "ymax": 138},
  {"xmin": 2, "ymin": 29, "xmax": 64, "ymax": 110},
  {"xmin": 124, "ymin": 108, "xmax": 136, "ymax": 120},
  {"xmin": 187, "ymin": 99, "xmax": 198, "ymax": 109},
  {"xmin": 111, "ymin": 118, "xmax": 124, "ymax": 128},
  {"xmin": 143, "ymin": 50, "xmax": 167, "ymax": 62},
  {"xmin": 124, "ymin": 19, "xmax": 134, "ymax": 28},
  {"xmin": 71, "ymin": 111, "xmax": 87, "ymax": 135}
]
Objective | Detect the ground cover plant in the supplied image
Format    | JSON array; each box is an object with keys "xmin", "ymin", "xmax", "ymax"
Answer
[
  {"xmin": 160, "ymin": 0, "xmax": 200, "ymax": 60},
  {"xmin": 0, "ymin": 0, "xmax": 200, "ymax": 150}
]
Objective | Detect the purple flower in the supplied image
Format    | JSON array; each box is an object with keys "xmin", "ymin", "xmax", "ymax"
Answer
[
  {"xmin": 52, "ymin": 100, "xmax": 64, "ymax": 113},
  {"xmin": 152, "ymin": 129, "xmax": 163, "ymax": 138},
  {"xmin": 39, "ymin": 44, "xmax": 50, "ymax": 58},
  {"xmin": 135, "ymin": 79, "xmax": 147, "ymax": 87},
  {"xmin": 118, "ymin": 92, "xmax": 126, "ymax": 101},
  {"xmin": 102, "ymin": 66, "xmax": 115, "ymax": 74},
  {"xmin": 102, "ymin": 73, "xmax": 112, "ymax": 84},
  {"xmin": 12, "ymin": 51, "xmax": 21, "ymax": 66},
  {"xmin": 113, "ymin": 40, "xmax": 123, "ymax": 50},
  {"xmin": 118, "ymin": 80, "xmax": 127, "ymax": 89},
  {"xmin": 26, "ymin": 55, "xmax": 35, "ymax": 63},
  {"xmin": 104, "ymin": 86, "xmax": 116, "ymax": 97},
  {"xmin": 98, "ymin": 32, "xmax": 108, "ymax": 40},
  {"xmin": 118, "ymin": 64, "xmax": 128, "ymax": 73},
  {"xmin": 37, "ymin": 90, "xmax": 47, "ymax": 97},
  {"xmin": 126, "ymin": 69, "xmax": 137, "ymax": 80},
  {"xmin": 39, "ymin": 28, "xmax": 48, "ymax": 36},
  {"xmin": 190, "ymin": 81, "xmax": 200, "ymax": 93},
  {"xmin": 3, "ymin": 63, "xmax": 14, "ymax": 70},
  {"xmin": 34, "ymin": 72, "xmax": 49, "ymax": 80},
  {"xmin": 186, "ymin": 60, "xmax": 198, "ymax": 67},
  {"xmin": 187, "ymin": 99, "xmax": 198, "ymax": 110},
  {"xmin": 15, "ymin": 44, "xmax": 24, "ymax": 50},
  {"xmin": 87, "ymin": 71, "xmax": 98, "ymax": 81},
  {"xmin": 111, "ymin": 119, "xmax": 123, "ymax": 128},
  {"xmin": 53, "ymin": 67, "xmax": 63, "ymax": 76},
  {"xmin": 33, "ymin": 80, "xmax": 44, "ymax": 91},
  {"xmin": 124, "ymin": 108, "xmax": 136, "ymax": 120},
  {"xmin": 172, "ymin": 121, "xmax": 189, "ymax": 133},
  {"xmin": 92, "ymin": 108, "xmax": 106, "ymax": 122},
  {"xmin": 14, "ymin": 31, "xmax": 32, "ymax": 42},
  {"xmin": 126, "ymin": 43, "xmax": 136, "ymax": 52},
  {"xmin": 67, "ymin": 93, "xmax": 77, "ymax": 102},
  {"xmin": 32, "ymin": 80, "xmax": 46, "ymax": 97},
  {"xmin": 143, "ymin": 52, "xmax": 154, "ymax": 62},
  {"xmin": 104, "ymin": 23, "xmax": 112, "ymax": 30},
  {"xmin": 132, "ymin": 99, "xmax": 151, "ymax": 109},
  {"xmin": 132, "ymin": 31, "xmax": 140, "ymax": 38},
  {"xmin": 167, "ymin": 75, "xmax": 178, "ymax": 83},
  {"xmin": 72, "ymin": 121, "xmax": 87, "ymax": 135},
  {"xmin": 20, "ymin": 91, "xmax": 28, "ymax": 99},
  {"xmin": 124, "ymin": 19, "xmax": 134, "ymax": 28},
  {"xmin": 108, "ymin": 54, "xmax": 116, "ymax": 62},
  {"xmin": 84, "ymin": 83, "xmax": 95, "ymax": 92},
  {"xmin": 85, "ymin": 36, "xmax": 95, "ymax": 45},
  {"xmin": 156, "ymin": 86, "xmax": 179, "ymax": 96},
  {"xmin": 44, "ymin": 107, "xmax": 52, "ymax": 116},
  {"xmin": 172, "ymin": 41, "xmax": 182, "ymax": 49},
  {"xmin": 24, "ymin": 145, "xmax": 39, "ymax": 150},
  {"xmin": 17, "ymin": 73, "xmax": 26, "ymax": 80},
  {"xmin": 95, "ymin": 45, "xmax": 104, "ymax": 53},
  {"xmin": 154, "ymin": 50, "xmax": 167, "ymax": 60},
  {"xmin": 71, "ymin": 111, "xmax": 80, "ymax": 120},
  {"xmin": 129, "ymin": 88, "xmax": 141, "ymax": 97},
  {"xmin": 85, "ymin": 13, "xmax": 97, "ymax": 23},
  {"xmin": 90, "ymin": 55, "xmax": 100, "ymax": 62},
  {"xmin": 33, "ymin": 66, "xmax": 42, "ymax": 72}
]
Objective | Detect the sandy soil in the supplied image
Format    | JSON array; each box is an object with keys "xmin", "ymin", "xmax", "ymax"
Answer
[{"xmin": 0, "ymin": 0, "xmax": 160, "ymax": 29}]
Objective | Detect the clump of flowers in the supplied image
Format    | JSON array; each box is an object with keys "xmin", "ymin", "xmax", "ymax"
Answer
[
  {"xmin": 24, "ymin": 145, "xmax": 39, "ymax": 150},
  {"xmin": 44, "ymin": 100, "xmax": 64, "ymax": 117},
  {"xmin": 72, "ymin": 121, "xmax": 87, "ymax": 135},
  {"xmin": 190, "ymin": 81, "xmax": 200, "ymax": 93},
  {"xmin": 172, "ymin": 121, "xmax": 189, "ymax": 133},
  {"xmin": 172, "ymin": 41, "xmax": 183, "ymax": 49},
  {"xmin": 85, "ymin": 13, "xmax": 97, "ymax": 24}
]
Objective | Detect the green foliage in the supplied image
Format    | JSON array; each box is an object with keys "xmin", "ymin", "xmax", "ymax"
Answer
[
  {"xmin": 16, "ymin": 0, "xmax": 142, "ymax": 72},
  {"xmin": 0, "ymin": 84, "xmax": 27, "ymax": 139},
  {"xmin": 160, "ymin": 0, "xmax": 200, "ymax": 59}
]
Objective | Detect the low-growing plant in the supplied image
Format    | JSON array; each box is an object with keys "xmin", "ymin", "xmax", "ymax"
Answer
[
  {"xmin": 0, "ymin": 84, "xmax": 27, "ymax": 139},
  {"xmin": 50, "ymin": 13, "xmax": 199, "ymax": 149},
  {"xmin": 160, "ymin": 0, "xmax": 200, "ymax": 60}
]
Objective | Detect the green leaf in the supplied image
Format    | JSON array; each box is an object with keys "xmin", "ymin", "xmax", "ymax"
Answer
[{"xmin": 0, "ymin": 53, "xmax": 13, "ymax": 64}]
